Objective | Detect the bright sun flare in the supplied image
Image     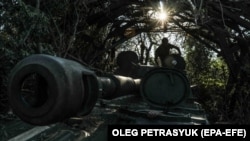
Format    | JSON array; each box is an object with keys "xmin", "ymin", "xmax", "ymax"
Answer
[
  {"xmin": 158, "ymin": 11, "xmax": 167, "ymax": 21},
  {"xmin": 157, "ymin": 1, "xmax": 168, "ymax": 22}
]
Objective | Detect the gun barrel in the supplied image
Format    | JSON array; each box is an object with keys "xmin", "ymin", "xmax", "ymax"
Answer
[
  {"xmin": 99, "ymin": 75, "xmax": 140, "ymax": 99},
  {"xmin": 7, "ymin": 54, "xmax": 140, "ymax": 125},
  {"xmin": 8, "ymin": 54, "xmax": 190, "ymax": 125},
  {"xmin": 8, "ymin": 54, "xmax": 100, "ymax": 125}
]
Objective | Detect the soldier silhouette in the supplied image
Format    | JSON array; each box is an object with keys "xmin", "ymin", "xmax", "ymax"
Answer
[{"xmin": 155, "ymin": 38, "xmax": 181, "ymax": 67}]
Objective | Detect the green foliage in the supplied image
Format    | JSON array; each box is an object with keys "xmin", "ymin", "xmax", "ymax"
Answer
[
  {"xmin": 185, "ymin": 37, "xmax": 228, "ymax": 87},
  {"xmin": 0, "ymin": 0, "xmax": 117, "ymax": 112},
  {"xmin": 0, "ymin": 0, "xmax": 55, "ymax": 112},
  {"xmin": 184, "ymin": 37, "xmax": 229, "ymax": 123}
]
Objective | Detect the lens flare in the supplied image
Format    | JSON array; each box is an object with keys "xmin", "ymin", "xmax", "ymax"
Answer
[
  {"xmin": 157, "ymin": 1, "xmax": 168, "ymax": 22},
  {"xmin": 158, "ymin": 11, "xmax": 167, "ymax": 21}
]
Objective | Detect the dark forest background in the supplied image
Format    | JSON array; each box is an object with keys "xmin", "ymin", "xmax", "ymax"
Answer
[{"xmin": 1, "ymin": 0, "xmax": 250, "ymax": 124}]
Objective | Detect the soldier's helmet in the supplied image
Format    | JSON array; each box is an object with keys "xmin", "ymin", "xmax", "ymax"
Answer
[{"xmin": 162, "ymin": 38, "xmax": 169, "ymax": 44}]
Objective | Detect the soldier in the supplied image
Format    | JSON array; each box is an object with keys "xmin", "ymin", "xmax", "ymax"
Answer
[{"xmin": 155, "ymin": 38, "xmax": 181, "ymax": 67}]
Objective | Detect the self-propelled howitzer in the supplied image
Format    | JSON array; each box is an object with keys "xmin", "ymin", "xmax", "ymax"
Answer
[{"xmin": 7, "ymin": 54, "xmax": 208, "ymax": 126}]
